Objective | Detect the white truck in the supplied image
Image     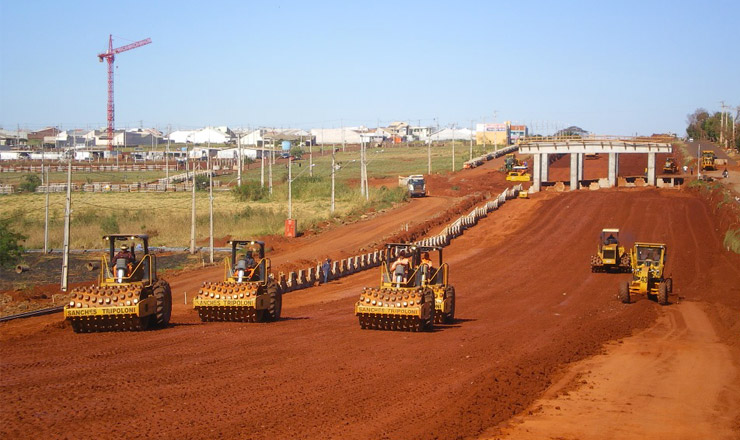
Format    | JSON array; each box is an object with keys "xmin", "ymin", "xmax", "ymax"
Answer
[{"xmin": 398, "ymin": 174, "xmax": 426, "ymax": 197}]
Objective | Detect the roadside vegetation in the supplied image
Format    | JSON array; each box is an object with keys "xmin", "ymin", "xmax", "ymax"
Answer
[{"xmin": 686, "ymin": 108, "xmax": 739, "ymax": 152}]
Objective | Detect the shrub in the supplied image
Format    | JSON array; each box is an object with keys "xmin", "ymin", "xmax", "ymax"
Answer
[
  {"xmin": 233, "ymin": 181, "xmax": 269, "ymax": 201},
  {"xmin": 195, "ymin": 174, "xmax": 210, "ymax": 191},
  {"xmin": 100, "ymin": 213, "xmax": 120, "ymax": 234},
  {"xmin": 0, "ymin": 218, "xmax": 26, "ymax": 268},
  {"xmin": 724, "ymin": 229, "xmax": 740, "ymax": 254},
  {"xmin": 19, "ymin": 175, "xmax": 41, "ymax": 193}
]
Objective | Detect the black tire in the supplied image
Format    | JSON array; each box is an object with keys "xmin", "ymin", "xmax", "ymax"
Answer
[
  {"xmin": 266, "ymin": 282, "xmax": 281, "ymax": 321},
  {"xmin": 444, "ymin": 285, "xmax": 456, "ymax": 324},
  {"xmin": 423, "ymin": 289, "xmax": 435, "ymax": 331},
  {"xmin": 618, "ymin": 281, "xmax": 630, "ymax": 304},
  {"xmin": 151, "ymin": 281, "xmax": 172, "ymax": 328},
  {"xmin": 666, "ymin": 278, "xmax": 673, "ymax": 294},
  {"xmin": 71, "ymin": 320, "xmax": 84, "ymax": 333},
  {"xmin": 658, "ymin": 282, "xmax": 669, "ymax": 305}
]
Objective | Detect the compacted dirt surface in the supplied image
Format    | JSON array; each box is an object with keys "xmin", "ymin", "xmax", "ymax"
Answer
[{"xmin": 2, "ymin": 155, "xmax": 740, "ymax": 440}]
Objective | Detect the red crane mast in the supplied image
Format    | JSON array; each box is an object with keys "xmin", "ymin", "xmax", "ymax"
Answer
[{"xmin": 98, "ymin": 35, "xmax": 152, "ymax": 151}]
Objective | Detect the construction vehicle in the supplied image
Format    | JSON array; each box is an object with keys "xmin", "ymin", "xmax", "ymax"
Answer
[
  {"xmin": 662, "ymin": 157, "xmax": 678, "ymax": 174},
  {"xmin": 193, "ymin": 240, "xmax": 281, "ymax": 322},
  {"xmin": 700, "ymin": 150, "xmax": 716, "ymax": 171},
  {"xmin": 590, "ymin": 228, "xmax": 631, "ymax": 272},
  {"xmin": 355, "ymin": 243, "xmax": 452, "ymax": 331},
  {"xmin": 64, "ymin": 234, "xmax": 172, "ymax": 332},
  {"xmin": 399, "ymin": 174, "xmax": 426, "ymax": 197},
  {"xmin": 506, "ymin": 166, "xmax": 531, "ymax": 182},
  {"xmin": 618, "ymin": 242, "xmax": 672, "ymax": 305},
  {"xmin": 504, "ymin": 153, "xmax": 521, "ymax": 171}
]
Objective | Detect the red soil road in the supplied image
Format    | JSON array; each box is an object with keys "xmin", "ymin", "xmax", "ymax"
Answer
[{"xmin": 2, "ymin": 187, "xmax": 740, "ymax": 439}]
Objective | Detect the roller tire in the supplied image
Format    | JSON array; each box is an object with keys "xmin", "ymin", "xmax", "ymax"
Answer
[
  {"xmin": 658, "ymin": 282, "xmax": 669, "ymax": 305},
  {"xmin": 618, "ymin": 281, "xmax": 630, "ymax": 304},
  {"xmin": 423, "ymin": 289, "xmax": 435, "ymax": 331},
  {"xmin": 151, "ymin": 281, "xmax": 172, "ymax": 328},
  {"xmin": 666, "ymin": 278, "xmax": 673, "ymax": 294},
  {"xmin": 266, "ymin": 282, "xmax": 281, "ymax": 322},
  {"xmin": 444, "ymin": 285, "xmax": 456, "ymax": 324}
]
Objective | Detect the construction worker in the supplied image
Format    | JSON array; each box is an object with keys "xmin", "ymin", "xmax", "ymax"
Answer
[
  {"xmin": 419, "ymin": 251, "xmax": 434, "ymax": 284},
  {"xmin": 605, "ymin": 234, "xmax": 618, "ymax": 245},
  {"xmin": 321, "ymin": 258, "xmax": 332, "ymax": 284},
  {"xmin": 113, "ymin": 244, "xmax": 135, "ymax": 266},
  {"xmin": 390, "ymin": 250, "xmax": 410, "ymax": 287},
  {"xmin": 234, "ymin": 250, "xmax": 257, "ymax": 282}
]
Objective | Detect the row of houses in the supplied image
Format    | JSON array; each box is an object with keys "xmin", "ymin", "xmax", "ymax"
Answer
[{"xmin": 2, "ymin": 122, "xmax": 530, "ymax": 150}]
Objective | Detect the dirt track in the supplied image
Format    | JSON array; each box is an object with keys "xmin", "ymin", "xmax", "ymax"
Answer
[{"xmin": 2, "ymin": 162, "xmax": 740, "ymax": 439}]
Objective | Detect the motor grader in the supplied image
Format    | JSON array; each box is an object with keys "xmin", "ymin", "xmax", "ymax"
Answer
[
  {"xmin": 193, "ymin": 240, "xmax": 281, "ymax": 322},
  {"xmin": 64, "ymin": 234, "xmax": 172, "ymax": 332},
  {"xmin": 618, "ymin": 242, "xmax": 673, "ymax": 305},
  {"xmin": 355, "ymin": 243, "xmax": 454, "ymax": 331},
  {"xmin": 590, "ymin": 228, "xmax": 631, "ymax": 272}
]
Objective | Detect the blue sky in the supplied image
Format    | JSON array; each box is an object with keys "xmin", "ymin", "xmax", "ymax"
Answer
[{"xmin": 1, "ymin": 0, "xmax": 738, "ymax": 135}]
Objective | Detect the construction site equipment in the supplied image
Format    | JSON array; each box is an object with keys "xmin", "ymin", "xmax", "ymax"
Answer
[
  {"xmin": 662, "ymin": 157, "xmax": 678, "ymax": 174},
  {"xmin": 618, "ymin": 242, "xmax": 672, "ymax": 305},
  {"xmin": 506, "ymin": 166, "xmax": 531, "ymax": 182},
  {"xmin": 518, "ymin": 190, "xmax": 529, "ymax": 199},
  {"xmin": 590, "ymin": 229, "xmax": 631, "ymax": 272},
  {"xmin": 399, "ymin": 174, "xmax": 426, "ymax": 197},
  {"xmin": 64, "ymin": 234, "xmax": 172, "ymax": 332},
  {"xmin": 193, "ymin": 240, "xmax": 281, "ymax": 322},
  {"xmin": 98, "ymin": 35, "xmax": 152, "ymax": 151},
  {"xmin": 700, "ymin": 150, "xmax": 717, "ymax": 171},
  {"xmin": 355, "ymin": 243, "xmax": 449, "ymax": 331},
  {"xmin": 504, "ymin": 153, "xmax": 521, "ymax": 171}
]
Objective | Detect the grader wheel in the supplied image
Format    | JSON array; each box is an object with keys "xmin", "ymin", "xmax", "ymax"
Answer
[
  {"xmin": 658, "ymin": 282, "xmax": 669, "ymax": 305},
  {"xmin": 618, "ymin": 281, "xmax": 630, "ymax": 304}
]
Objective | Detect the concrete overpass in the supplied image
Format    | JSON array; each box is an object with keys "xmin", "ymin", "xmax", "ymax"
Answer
[{"xmin": 517, "ymin": 138, "xmax": 673, "ymax": 192}]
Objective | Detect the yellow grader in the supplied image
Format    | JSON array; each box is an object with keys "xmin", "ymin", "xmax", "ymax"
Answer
[
  {"xmin": 618, "ymin": 242, "xmax": 673, "ymax": 305},
  {"xmin": 193, "ymin": 240, "xmax": 281, "ymax": 322},
  {"xmin": 590, "ymin": 228, "xmax": 632, "ymax": 273},
  {"xmin": 355, "ymin": 243, "xmax": 454, "ymax": 331},
  {"xmin": 64, "ymin": 234, "xmax": 172, "ymax": 332}
]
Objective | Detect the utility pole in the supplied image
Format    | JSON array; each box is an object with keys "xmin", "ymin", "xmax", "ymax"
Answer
[
  {"xmin": 288, "ymin": 156, "xmax": 293, "ymax": 219},
  {"xmin": 469, "ymin": 120, "xmax": 474, "ymax": 160},
  {"xmin": 166, "ymin": 124, "xmax": 170, "ymax": 182},
  {"xmin": 360, "ymin": 138, "xmax": 365, "ymax": 196},
  {"xmin": 260, "ymin": 143, "xmax": 265, "ymax": 187},
  {"xmin": 697, "ymin": 144, "xmax": 702, "ymax": 180},
  {"xmin": 452, "ymin": 131, "xmax": 455, "ymax": 172},
  {"xmin": 427, "ymin": 139, "xmax": 431, "ymax": 175},
  {"xmin": 268, "ymin": 141, "xmax": 273, "ymax": 195},
  {"xmin": 237, "ymin": 134, "xmax": 242, "ymax": 186},
  {"xmin": 44, "ymin": 165, "xmax": 49, "ymax": 254},
  {"xmin": 209, "ymin": 155, "xmax": 214, "ymax": 264},
  {"xmin": 720, "ymin": 101, "xmax": 726, "ymax": 147},
  {"xmin": 331, "ymin": 149, "xmax": 336, "ymax": 214},
  {"xmin": 60, "ymin": 159, "xmax": 72, "ymax": 291},
  {"xmin": 309, "ymin": 142, "xmax": 313, "ymax": 177},
  {"xmin": 190, "ymin": 149, "xmax": 196, "ymax": 254}
]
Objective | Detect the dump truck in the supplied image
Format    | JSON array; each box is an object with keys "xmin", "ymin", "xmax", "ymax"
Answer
[
  {"xmin": 590, "ymin": 228, "xmax": 631, "ymax": 272},
  {"xmin": 193, "ymin": 240, "xmax": 281, "ymax": 322},
  {"xmin": 64, "ymin": 234, "xmax": 172, "ymax": 332},
  {"xmin": 662, "ymin": 157, "xmax": 678, "ymax": 174},
  {"xmin": 618, "ymin": 242, "xmax": 672, "ymax": 305},
  {"xmin": 399, "ymin": 174, "xmax": 426, "ymax": 197},
  {"xmin": 700, "ymin": 150, "xmax": 716, "ymax": 171},
  {"xmin": 355, "ymin": 243, "xmax": 443, "ymax": 331}
]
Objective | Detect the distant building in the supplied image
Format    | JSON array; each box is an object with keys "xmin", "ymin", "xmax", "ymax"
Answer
[
  {"xmin": 426, "ymin": 127, "xmax": 475, "ymax": 142},
  {"xmin": 310, "ymin": 127, "xmax": 364, "ymax": 145},
  {"xmin": 509, "ymin": 125, "xmax": 528, "ymax": 143},
  {"xmin": 476, "ymin": 123, "xmax": 509, "ymax": 146}
]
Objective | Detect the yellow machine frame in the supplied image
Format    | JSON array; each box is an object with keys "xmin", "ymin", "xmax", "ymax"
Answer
[{"xmin": 619, "ymin": 242, "xmax": 672, "ymax": 305}]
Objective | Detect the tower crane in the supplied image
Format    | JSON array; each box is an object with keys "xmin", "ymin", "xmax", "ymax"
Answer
[{"xmin": 98, "ymin": 34, "xmax": 152, "ymax": 151}]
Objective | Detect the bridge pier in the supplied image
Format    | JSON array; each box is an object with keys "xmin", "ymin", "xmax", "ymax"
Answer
[
  {"xmin": 569, "ymin": 153, "xmax": 578, "ymax": 190},
  {"xmin": 608, "ymin": 153, "xmax": 618, "ymax": 187},
  {"xmin": 541, "ymin": 153, "xmax": 549, "ymax": 182},
  {"xmin": 647, "ymin": 153, "xmax": 656, "ymax": 186},
  {"xmin": 532, "ymin": 153, "xmax": 542, "ymax": 192}
]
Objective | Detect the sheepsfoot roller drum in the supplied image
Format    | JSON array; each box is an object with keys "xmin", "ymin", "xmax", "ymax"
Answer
[
  {"xmin": 618, "ymin": 242, "xmax": 673, "ymax": 306},
  {"xmin": 355, "ymin": 243, "xmax": 456, "ymax": 332},
  {"xmin": 64, "ymin": 234, "xmax": 172, "ymax": 333},
  {"xmin": 193, "ymin": 240, "xmax": 281, "ymax": 323}
]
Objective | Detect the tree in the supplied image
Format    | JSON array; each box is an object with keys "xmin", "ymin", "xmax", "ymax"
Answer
[
  {"xmin": 19, "ymin": 174, "xmax": 42, "ymax": 193},
  {"xmin": 0, "ymin": 218, "xmax": 26, "ymax": 268}
]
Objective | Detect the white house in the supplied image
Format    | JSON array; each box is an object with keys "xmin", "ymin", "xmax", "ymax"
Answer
[
  {"xmin": 424, "ymin": 127, "xmax": 475, "ymax": 142},
  {"xmin": 310, "ymin": 127, "xmax": 365, "ymax": 144},
  {"xmin": 216, "ymin": 147, "xmax": 259, "ymax": 160}
]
